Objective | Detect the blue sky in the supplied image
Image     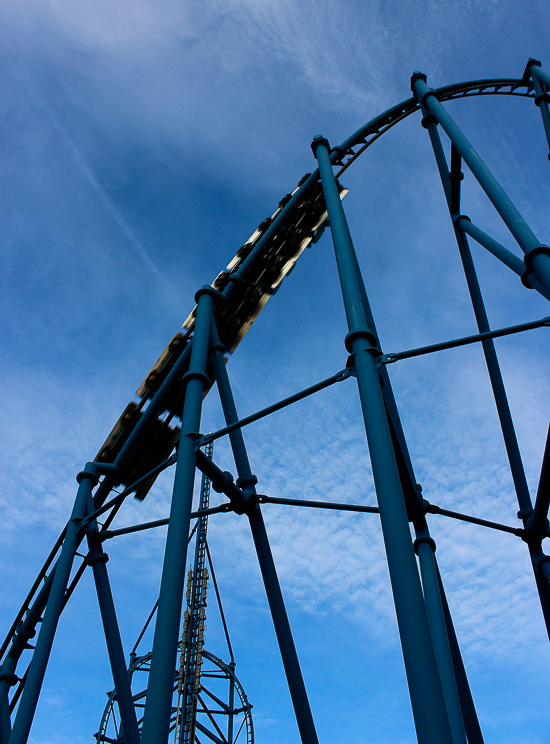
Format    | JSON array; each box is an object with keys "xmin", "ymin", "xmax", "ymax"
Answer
[{"xmin": 1, "ymin": 1, "xmax": 550, "ymax": 742}]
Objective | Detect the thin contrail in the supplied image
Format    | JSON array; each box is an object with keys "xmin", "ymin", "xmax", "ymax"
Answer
[{"xmin": 17, "ymin": 69, "xmax": 183, "ymax": 310}]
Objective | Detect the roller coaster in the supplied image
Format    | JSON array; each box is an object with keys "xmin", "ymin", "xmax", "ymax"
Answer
[{"xmin": 1, "ymin": 58, "xmax": 550, "ymax": 744}]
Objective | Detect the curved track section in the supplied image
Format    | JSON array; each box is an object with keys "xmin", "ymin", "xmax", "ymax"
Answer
[{"xmin": 1, "ymin": 70, "xmax": 545, "ymax": 744}]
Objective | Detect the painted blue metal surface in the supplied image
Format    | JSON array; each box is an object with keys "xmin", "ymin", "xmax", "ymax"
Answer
[
  {"xmin": 313, "ymin": 134, "xmax": 453, "ymax": 744},
  {"xmin": 140, "ymin": 288, "xmax": 217, "ymax": 744},
  {"xmin": 209, "ymin": 319, "xmax": 320, "ymax": 744},
  {"xmin": 2, "ymin": 61, "xmax": 550, "ymax": 744},
  {"xmin": 412, "ymin": 72, "xmax": 550, "ymax": 294}
]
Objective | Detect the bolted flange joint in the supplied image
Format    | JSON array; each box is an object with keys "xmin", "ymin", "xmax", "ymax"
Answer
[
  {"xmin": 210, "ymin": 340, "xmax": 226, "ymax": 354},
  {"xmin": 183, "ymin": 369, "xmax": 210, "ymax": 387},
  {"xmin": 15, "ymin": 622, "xmax": 36, "ymax": 641},
  {"xmin": 523, "ymin": 244, "xmax": 550, "ymax": 274},
  {"xmin": 236, "ymin": 474, "xmax": 258, "ymax": 489},
  {"xmin": 345, "ymin": 328, "xmax": 379, "ymax": 354},
  {"xmin": 212, "ymin": 471, "xmax": 235, "ymax": 494},
  {"xmin": 421, "ymin": 114, "xmax": 438, "ymax": 129},
  {"xmin": 76, "ymin": 469, "xmax": 100, "ymax": 486},
  {"xmin": 0, "ymin": 671, "xmax": 19, "ymax": 687},
  {"xmin": 311, "ymin": 134, "xmax": 330, "ymax": 156},
  {"xmin": 329, "ymin": 144, "xmax": 347, "ymax": 163},
  {"xmin": 232, "ymin": 488, "xmax": 256, "ymax": 516},
  {"xmin": 517, "ymin": 508, "xmax": 533, "ymax": 522},
  {"xmin": 414, "ymin": 536, "xmax": 437, "ymax": 555},
  {"xmin": 77, "ymin": 461, "xmax": 119, "ymax": 485},
  {"xmin": 87, "ymin": 552, "xmax": 109, "ymax": 566},
  {"xmin": 194, "ymin": 285, "xmax": 225, "ymax": 305}
]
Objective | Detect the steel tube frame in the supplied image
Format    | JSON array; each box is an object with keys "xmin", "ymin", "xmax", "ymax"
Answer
[
  {"xmin": 530, "ymin": 63, "xmax": 550, "ymax": 89},
  {"xmin": 4, "ymin": 65, "xmax": 549, "ymax": 744},
  {"xmin": 209, "ymin": 319, "xmax": 320, "ymax": 744},
  {"xmin": 259, "ymin": 495, "xmax": 380, "ymax": 513},
  {"xmin": 140, "ymin": 287, "xmax": 217, "ymax": 744},
  {"xmin": 4, "ymin": 76, "xmax": 540, "ymax": 719},
  {"xmin": 417, "ymin": 103, "xmax": 550, "ymax": 636},
  {"xmin": 379, "ymin": 316, "xmax": 549, "ymax": 364},
  {"xmin": 412, "ymin": 74, "xmax": 550, "ymax": 294},
  {"xmin": 199, "ymin": 366, "xmax": 352, "ymax": 447},
  {"xmin": 84, "ymin": 492, "xmax": 140, "ymax": 744},
  {"xmin": 436, "ymin": 565, "xmax": 485, "ymax": 743},
  {"xmin": 8, "ymin": 466, "xmax": 102, "ymax": 744},
  {"xmin": 454, "ymin": 218, "xmax": 550, "ymax": 301},
  {"xmin": 530, "ymin": 425, "xmax": 550, "ymax": 536},
  {"xmin": 528, "ymin": 61, "xmax": 550, "ymax": 156},
  {"xmin": 312, "ymin": 135, "xmax": 453, "ymax": 744},
  {"xmin": 455, "ymin": 217, "xmax": 527, "ymax": 276},
  {"xmin": 415, "ymin": 536, "xmax": 466, "ymax": 744}
]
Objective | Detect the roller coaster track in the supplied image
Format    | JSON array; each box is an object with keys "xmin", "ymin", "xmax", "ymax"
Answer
[{"xmin": 2, "ymin": 69, "xmax": 549, "ymax": 744}]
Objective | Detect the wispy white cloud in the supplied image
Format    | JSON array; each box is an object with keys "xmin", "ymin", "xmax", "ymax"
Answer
[{"xmin": 1, "ymin": 1, "xmax": 549, "ymax": 742}]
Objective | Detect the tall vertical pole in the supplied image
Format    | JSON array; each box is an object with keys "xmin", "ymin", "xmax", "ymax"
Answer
[
  {"xmin": 414, "ymin": 533, "xmax": 467, "ymax": 744},
  {"xmin": 140, "ymin": 286, "xmax": 218, "ymax": 744},
  {"xmin": 526, "ymin": 60, "xmax": 550, "ymax": 157},
  {"xmin": 415, "ymin": 93, "xmax": 550, "ymax": 637},
  {"xmin": 312, "ymin": 135, "xmax": 453, "ymax": 744},
  {"xmin": 436, "ymin": 565, "xmax": 485, "ymax": 744},
  {"xmin": 209, "ymin": 320, "xmax": 320, "ymax": 744},
  {"xmin": 227, "ymin": 662, "xmax": 236, "ymax": 744},
  {"xmin": 84, "ymin": 492, "xmax": 140, "ymax": 744},
  {"xmin": 8, "ymin": 465, "xmax": 104, "ymax": 744}
]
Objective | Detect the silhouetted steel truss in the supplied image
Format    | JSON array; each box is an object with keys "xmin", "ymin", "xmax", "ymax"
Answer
[{"xmin": 2, "ymin": 58, "xmax": 550, "ymax": 744}]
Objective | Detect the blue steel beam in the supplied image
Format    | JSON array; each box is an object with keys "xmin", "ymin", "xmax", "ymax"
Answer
[
  {"xmin": 416, "ymin": 106, "xmax": 535, "ymax": 516},
  {"xmin": 8, "ymin": 462, "xmax": 116, "ymax": 744},
  {"xmin": 84, "ymin": 492, "xmax": 140, "ymax": 744},
  {"xmin": 414, "ymin": 534, "xmax": 466, "ymax": 744},
  {"xmin": 5, "ymin": 79, "xmax": 539, "ymax": 716},
  {"xmin": 530, "ymin": 63, "xmax": 550, "ymax": 88},
  {"xmin": 412, "ymin": 73, "xmax": 550, "ymax": 294},
  {"xmin": 416, "ymin": 101, "xmax": 550, "ymax": 638},
  {"xmin": 198, "ymin": 366, "xmax": 352, "ymax": 447},
  {"xmin": 530, "ymin": 425, "xmax": 550, "ymax": 537},
  {"xmin": 453, "ymin": 217, "xmax": 550, "ymax": 300},
  {"xmin": 312, "ymin": 134, "xmax": 453, "ymax": 744},
  {"xmin": 4, "ymin": 67, "xmax": 547, "ymax": 743},
  {"xmin": 526, "ymin": 60, "xmax": 550, "ymax": 157},
  {"xmin": 378, "ymin": 316, "xmax": 550, "ymax": 364},
  {"xmin": 140, "ymin": 287, "xmax": 219, "ymax": 744},
  {"xmin": 209, "ymin": 319, "xmax": 320, "ymax": 744},
  {"xmin": 436, "ymin": 564, "xmax": 485, "ymax": 744}
]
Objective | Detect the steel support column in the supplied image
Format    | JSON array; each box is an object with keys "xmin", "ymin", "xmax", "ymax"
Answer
[
  {"xmin": 84, "ymin": 492, "xmax": 140, "ymax": 744},
  {"xmin": 312, "ymin": 134, "xmax": 453, "ymax": 744},
  {"xmin": 209, "ymin": 319, "xmax": 320, "ymax": 744},
  {"xmin": 527, "ymin": 60, "xmax": 550, "ymax": 156},
  {"xmin": 415, "ymin": 534, "xmax": 466, "ymax": 744},
  {"xmin": 8, "ymin": 465, "xmax": 109, "ymax": 744},
  {"xmin": 227, "ymin": 662, "xmax": 235, "ymax": 744},
  {"xmin": 140, "ymin": 286, "xmax": 218, "ymax": 744},
  {"xmin": 436, "ymin": 566, "xmax": 485, "ymax": 744},
  {"xmin": 412, "ymin": 74, "xmax": 550, "ymax": 293},
  {"xmin": 416, "ymin": 102, "xmax": 550, "ymax": 637},
  {"xmin": 530, "ymin": 425, "xmax": 550, "ymax": 535}
]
